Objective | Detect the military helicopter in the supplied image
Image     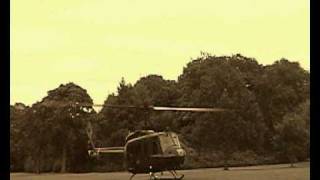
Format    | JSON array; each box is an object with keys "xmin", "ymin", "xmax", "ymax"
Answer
[{"xmin": 82, "ymin": 104, "xmax": 228, "ymax": 180}]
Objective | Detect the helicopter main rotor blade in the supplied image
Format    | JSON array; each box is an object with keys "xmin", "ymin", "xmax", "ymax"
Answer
[
  {"xmin": 99, "ymin": 105, "xmax": 229, "ymax": 112},
  {"xmin": 36, "ymin": 102, "xmax": 230, "ymax": 112},
  {"xmin": 151, "ymin": 106, "xmax": 228, "ymax": 112},
  {"xmin": 93, "ymin": 104, "xmax": 230, "ymax": 112}
]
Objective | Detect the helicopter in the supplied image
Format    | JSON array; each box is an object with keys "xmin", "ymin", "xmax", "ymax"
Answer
[{"xmin": 82, "ymin": 104, "xmax": 228, "ymax": 180}]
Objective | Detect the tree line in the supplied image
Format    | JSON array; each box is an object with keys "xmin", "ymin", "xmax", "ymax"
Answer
[{"xmin": 10, "ymin": 53, "xmax": 309, "ymax": 172}]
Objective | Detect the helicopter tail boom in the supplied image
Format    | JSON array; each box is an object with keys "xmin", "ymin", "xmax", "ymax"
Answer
[{"xmin": 88, "ymin": 147, "xmax": 124, "ymax": 157}]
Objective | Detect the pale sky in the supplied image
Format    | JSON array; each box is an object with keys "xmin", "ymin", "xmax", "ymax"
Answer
[{"xmin": 10, "ymin": 0, "xmax": 310, "ymax": 106}]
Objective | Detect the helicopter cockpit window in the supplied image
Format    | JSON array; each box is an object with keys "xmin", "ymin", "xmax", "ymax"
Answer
[
  {"xmin": 171, "ymin": 134, "xmax": 180, "ymax": 146},
  {"xmin": 159, "ymin": 133, "xmax": 180, "ymax": 152}
]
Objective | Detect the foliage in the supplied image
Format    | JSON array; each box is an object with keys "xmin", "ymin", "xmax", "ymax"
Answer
[
  {"xmin": 272, "ymin": 100, "xmax": 310, "ymax": 165},
  {"xmin": 253, "ymin": 59, "xmax": 309, "ymax": 150},
  {"xmin": 10, "ymin": 53, "xmax": 309, "ymax": 172},
  {"xmin": 96, "ymin": 75, "xmax": 180, "ymax": 147},
  {"xmin": 10, "ymin": 103, "xmax": 29, "ymax": 171},
  {"xmin": 11, "ymin": 83, "xmax": 94, "ymax": 173},
  {"xmin": 177, "ymin": 55, "xmax": 266, "ymax": 164}
]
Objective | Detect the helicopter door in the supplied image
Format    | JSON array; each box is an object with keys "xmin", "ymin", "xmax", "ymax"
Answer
[{"xmin": 127, "ymin": 141, "xmax": 145, "ymax": 167}]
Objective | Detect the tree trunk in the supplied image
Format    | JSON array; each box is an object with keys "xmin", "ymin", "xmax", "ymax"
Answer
[
  {"xmin": 60, "ymin": 145, "xmax": 67, "ymax": 173},
  {"xmin": 35, "ymin": 149, "xmax": 41, "ymax": 174},
  {"xmin": 289, "ymin": 155, "xmax": 295, "ymax": 168},
  {"xmin": 223, "ymin": 159, "xmax": 229, "ymax": 170},
  {"xmin": 223, "ymin": 152, "xmax": 229, "ymax": 170},
  {"xmin": 288, "ymin": 150, "xmax": 296, "ymax": 168},
  {"xmin": 36, "ymin": 158, "xmax": 40, "ymax": 174}
]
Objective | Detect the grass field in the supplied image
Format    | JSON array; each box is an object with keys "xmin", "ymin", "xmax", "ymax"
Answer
[{"xmin": 11, "ymin": 162, "xmax": 309, "ymax": 180}]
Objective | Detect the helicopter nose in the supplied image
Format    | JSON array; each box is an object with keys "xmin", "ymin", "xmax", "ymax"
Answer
[{"xmin": 176, "ymin": 149, "xmax": 186, "ymax": 157}]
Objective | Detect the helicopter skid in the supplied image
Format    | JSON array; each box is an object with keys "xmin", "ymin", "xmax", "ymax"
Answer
[
  {"xmin": 152, "ymin": 175, "xmax": 184, "ymax": 180},
  {"xmin": 129, "ymin": 170, "xmax": 184, "ymax": 180},
  {"xmin": 151, "ymin": 177, "xmax": 184, "ymax": 180},
  {"xmin": 149, "ymin": 170, "xmax": 184, "ymax": 180}
]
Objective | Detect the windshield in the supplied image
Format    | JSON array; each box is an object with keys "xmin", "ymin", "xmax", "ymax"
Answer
[{"xmin": 159, "ymin": 133, "xmax": 180, "ymax": 152}]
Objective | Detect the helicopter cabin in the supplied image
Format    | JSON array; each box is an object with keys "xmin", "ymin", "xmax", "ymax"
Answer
[{"xmin": 125, "ymin": 131, "xmax": 185, "ymax": 173}]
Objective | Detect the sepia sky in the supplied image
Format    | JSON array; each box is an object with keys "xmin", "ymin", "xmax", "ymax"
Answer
[{"xmin": 11, "ymin": 0, "xmax": 310, "ymax": 106}]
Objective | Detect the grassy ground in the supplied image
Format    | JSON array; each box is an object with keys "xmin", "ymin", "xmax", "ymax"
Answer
[{"xmin": 11, "ymin": 162, "xmax": 309, "ymax": 180}]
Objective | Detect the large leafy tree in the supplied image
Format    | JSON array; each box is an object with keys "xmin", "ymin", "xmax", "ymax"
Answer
[
  {"xmin": 253, "ymin": 59, "xmax": 309, "ymax": 150},
  {"xmin": 97, "ymin": 75, "xmax": 180, "ymax": 147},
  {"xmin": 134, "ymin": 75, "xmax": 180, "ymax": 131},
  {"xmin": 96, "ymin": 78, "xmax": 137, "ymax": 147},
  {"xmin": 272, "ymin": 100, "xmax": 309, "ymax": 167},
  {"xmin": 23, "ymin": 83, "xmax": 94, "ymax": 173},
  {"xmin": 10, "ymin": 103, "xmax": 30, "ymax": 171},
  {"xmin": 177, "ymin": 54, "xmax": 266, "ymax": 167},
  {"xmin": 255, "ymin": 59, "xmax": 309, "ymax": 130}
]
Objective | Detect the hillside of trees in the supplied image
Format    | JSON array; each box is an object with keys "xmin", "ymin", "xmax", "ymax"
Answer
[{"xmin": 10, "ymin": 53, "xmax": 309, "ymax": 173}]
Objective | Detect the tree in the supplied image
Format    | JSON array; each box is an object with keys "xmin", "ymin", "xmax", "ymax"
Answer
[
  {"xmin": 256, "ymin": 59, "xmax": 309, "ymax": 129},
  {"xmin": 253, "ymin": 59, "xmax": 309, "ymax": 150},
  {"xmin": 23, "ymin": 83, "xmax": 94, "ymax": 173},
  {"xmin": 10, "ymin": 103, "xmax": 30, "ymax": 171},
  {"xmin": 97, "ymin": 75, "xmax": 180, "ymax": 147},
  {"xmin": 133, "ymin": 75, "xmax": 180, "ymax": 131},
  {"xmin": 272, "ymin": 100, "xmax": 309, "ymax": 167},
  {"xmin": 177, "ymin": 54, "xmax": 266, "ymax": 169}
]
